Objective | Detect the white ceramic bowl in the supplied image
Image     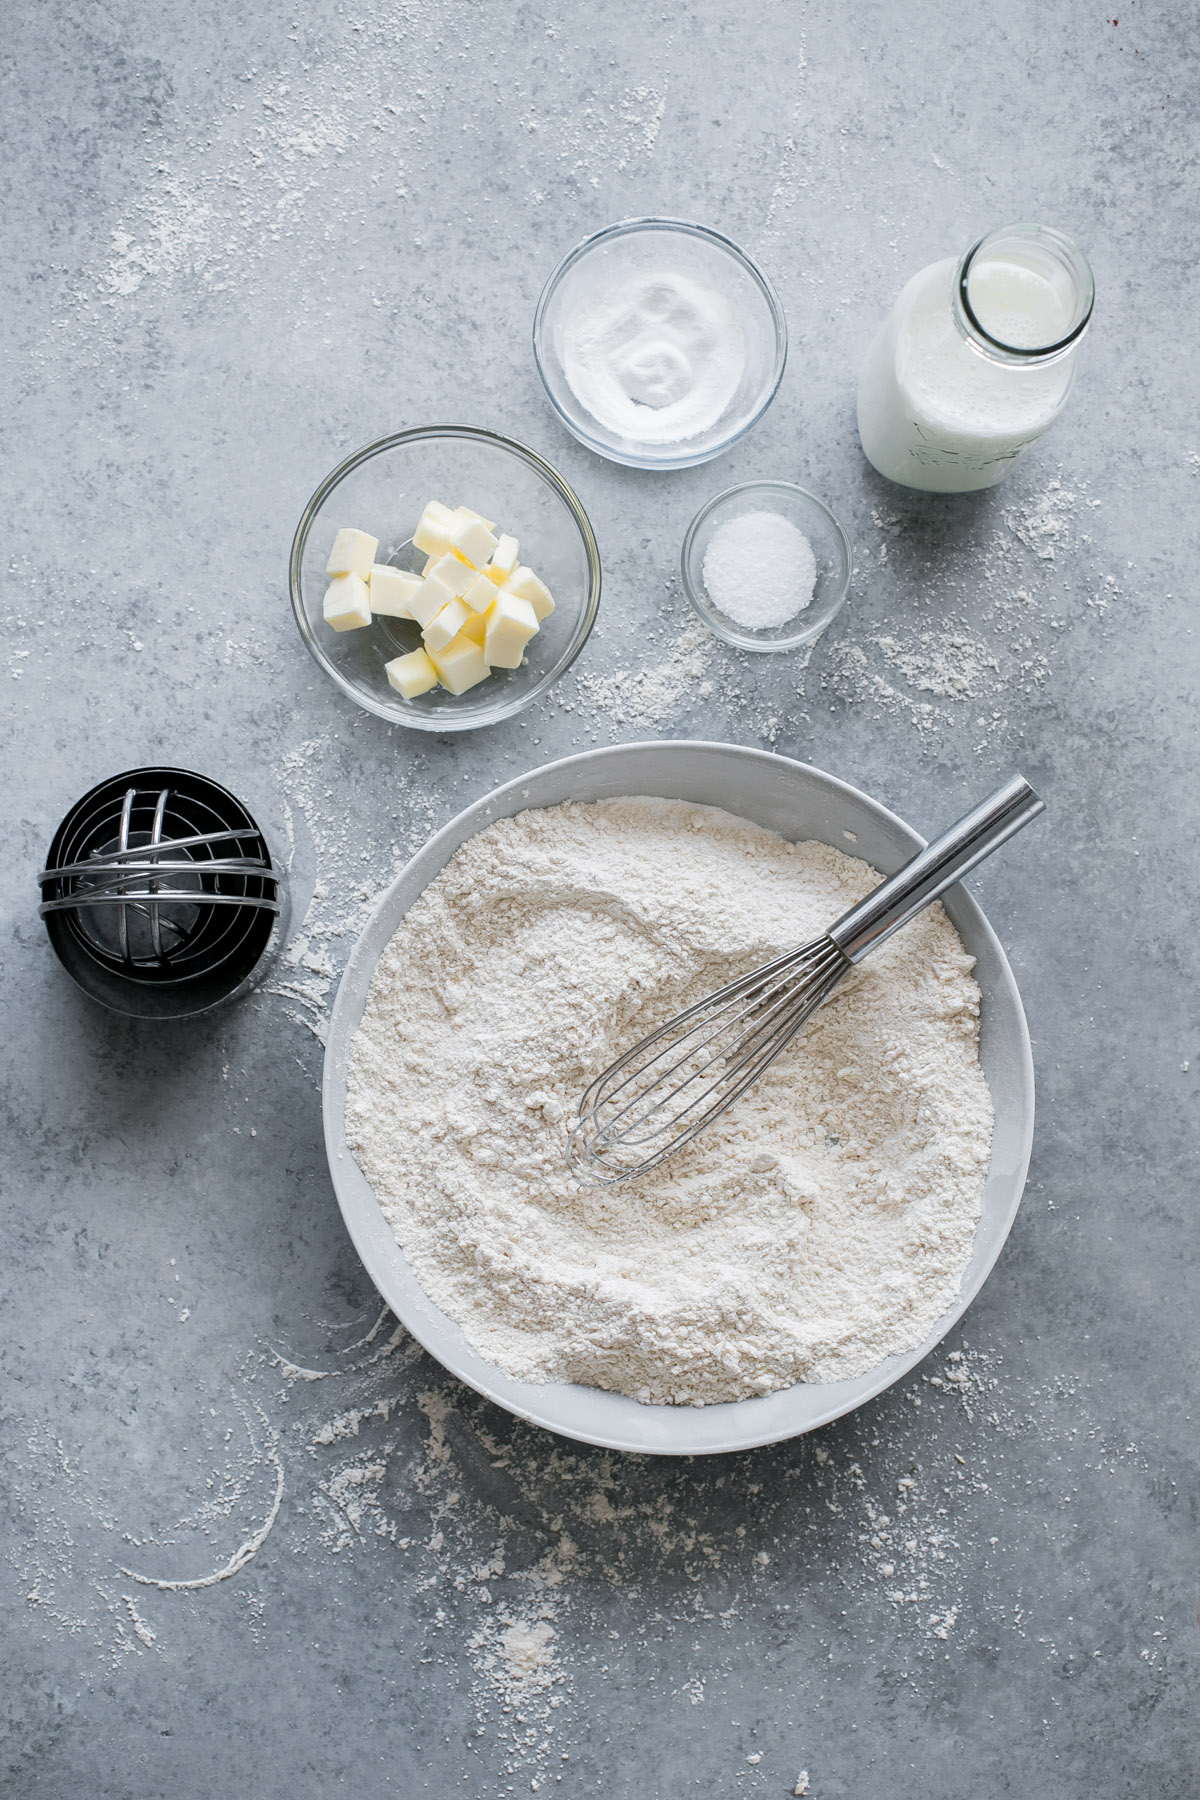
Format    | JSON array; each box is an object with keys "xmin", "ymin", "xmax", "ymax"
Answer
[{"xmin": 323, "ymin": 743, "xmax": 1034, "ymax": 1456}]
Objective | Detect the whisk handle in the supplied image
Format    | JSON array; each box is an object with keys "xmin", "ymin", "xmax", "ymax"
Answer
[{"xmin": 829, "ymin": 774, "xmax": 1044, "ymax": 964}]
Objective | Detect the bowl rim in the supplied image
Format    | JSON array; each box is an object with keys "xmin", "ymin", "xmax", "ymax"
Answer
[
  {"xmin": 323, "ymin": 740, "xmax": 1036, "ymax": 1457},
  {"xmin": 681, "ymin": 480, "xmax": 854, "ymax": 652},
  {"xmin": 532, "ymin": 216, "xmax": 789, "ymax": 471},
  {"xmin": 288, "ymin": 424, "xmax": 602, "ymax": 732}
]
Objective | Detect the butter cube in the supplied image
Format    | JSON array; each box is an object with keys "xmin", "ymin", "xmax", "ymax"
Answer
[
  {"xmin": 462, "ymin": 570, "xmax": 502, "ymax": 615},
  {"xmin": 460, "ymin": 610, "xmax": 487, "ymax": 647},
  {"xmin": 408, "ymin": 571, "xmax": 458, "ymax": 630},
  {"xmin": 424, "ymin": 551, "xmax": 476, "ymax": 598},
  {"xmin": 428, "ymin": 632, "xmax": 489, "ymax": 695},
  {"xmin": 326, "ymin": 528, "xmax": 379, "ymax": 579},
  {"xmin": 412, "ymin": 500, "xmax": 456, "ymax": 558},
  {"xmin": 488, "ymin": 533, "xmax": 520, "ymax": 581},
  {"xmin": 454, "ymin": 504, "xmax": 498, "ymax": 532},
  {"xmin": 484, "ymin": 593, "xmax": 539, "ymax": 669},
  {"xmin": 503, "ymin": 565, "xmax": 555, "ymax": 622},
  {"xmin": 423, "ymin": 597, "xmax": 471, "ymax": 653},
  {"xmin": 369, "ymin": 564, "xmax": 422, "ymax": 619},
  {"xmin": 450, "ymin": 512, "xmax": 499, "ymax": 569},
  {"xmin": 385, "ymin": 647, "xmax": 439, "ymax": 699},
  {"xmin": 323, "ymin": 573, "xmax": 372, "ymax": 632}
]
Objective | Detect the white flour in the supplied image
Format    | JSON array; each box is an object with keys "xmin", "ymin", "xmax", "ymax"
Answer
[
  {"xmin": 569, "ymin": 615, "xmax": 713, "ymax": 730},
  {"xmin": 347, "ymin": 798, "xmax": 993, "ymax": 1404}
]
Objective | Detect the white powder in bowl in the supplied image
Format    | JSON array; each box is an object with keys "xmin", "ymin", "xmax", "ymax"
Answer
[
  {"xmin": 346, "ymin": 798, "xmax": 993, "ymax": 1407},
  {"xmin": 561, "ymin": 270, "xmax": 746, "ymax": 446},
  {"xmin": 702, "ymin": 510, "xmax": 817, "ymax": 630}
]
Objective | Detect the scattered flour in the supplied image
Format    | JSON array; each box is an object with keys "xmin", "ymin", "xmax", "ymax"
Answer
[
  {"xmin": 874, "ymin": 631, "xmax": 998, "ymax": 698},
  {"xmin": 10, "ymin": 1312, "xmax": 1161, "ymax": 1787},
  {"xmin": 571, "ymin": 615, "xmax": 712, "ymax": 730},
  {"xmin": 347, "ymin": 797, "xmax": 993, "ymax": 1404},
  {"xmin": 39, "ymin": 13, "xmax": 671, "ymax": 374},
  {"xmin": 1004, "ymin": 477, "xmax": 1076, "ymax": 560},
  {"xmin": 265, "ymin": 733, "xmax": 439, "ymax": 1046},
  {"xmin": 819, "ymin": 472, "xmax": 1105, "ymax": 749},
  {"xmin": 495, "ymin": 1619, "xmax": 558, "ymax": 1695},
  {"xmin": 119, "ymin": 1404, "xmax": 284, "ymax": 1593}
]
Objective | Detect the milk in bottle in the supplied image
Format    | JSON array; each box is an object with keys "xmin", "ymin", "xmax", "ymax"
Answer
[{"xmin": 857, "ymin": 224, "xmax": 1094, "ymax": 494}]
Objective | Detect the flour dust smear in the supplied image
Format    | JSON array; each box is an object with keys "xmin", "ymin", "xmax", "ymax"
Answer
[{"xmin": 346, "ymin": 799, "xmax": 994, "ymax": 1406}]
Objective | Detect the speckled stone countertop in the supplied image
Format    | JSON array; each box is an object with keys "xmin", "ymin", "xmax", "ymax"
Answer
[{"xmin": 3, "ymin": 3, "xmax": 1198, "ymax": 1796}]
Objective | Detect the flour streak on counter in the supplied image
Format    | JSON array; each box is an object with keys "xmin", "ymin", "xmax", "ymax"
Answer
[
  {"xmin": 37, "ymin": 0, "xmax": 670, "ymax": 371},
  {"xmin": 565, "ymin": 614, "xmax": 714, "ymax": 731},
  {"xmin": 266, "ymin": 734, "xmax": 440, "ymax": 1046},
  {"xmin": 9, "ymin": 1275, "xmax": 1154, "ymax": 1792}
]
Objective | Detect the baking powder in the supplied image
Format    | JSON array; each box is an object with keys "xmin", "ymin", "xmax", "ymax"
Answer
[{"xmin": 561, "ymin": 271, "xmax": 745, "ymax": 446}]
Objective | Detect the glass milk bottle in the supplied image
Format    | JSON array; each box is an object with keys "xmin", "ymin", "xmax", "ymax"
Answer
[{"xmin": 857, "ymin": 223, "xmax": 1094, "ymax": 493}]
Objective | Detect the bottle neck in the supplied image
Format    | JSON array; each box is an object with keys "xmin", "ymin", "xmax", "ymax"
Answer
[{"xmin": 952, "ymin": 223, "xmax": 1094, "ymax": 369}]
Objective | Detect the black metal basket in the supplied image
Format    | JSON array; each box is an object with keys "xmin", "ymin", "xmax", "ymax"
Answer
[{"xmin": 38, "ymin": 768, "xmax": 286, "ymax": 1019}]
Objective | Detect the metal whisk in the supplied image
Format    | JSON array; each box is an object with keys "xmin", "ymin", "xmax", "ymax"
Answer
[{"xmin": 569, "ymin": 775, "xmax": 1044, "ymax": 1184}]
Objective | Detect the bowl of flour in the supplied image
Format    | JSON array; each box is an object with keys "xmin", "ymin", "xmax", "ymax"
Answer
[{"xmin": 325, "ymin": 743, "xmax": 1034, "ymax": 1455}]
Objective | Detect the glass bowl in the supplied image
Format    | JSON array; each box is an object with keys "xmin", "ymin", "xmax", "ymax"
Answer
[
  {"xmin": 533, "ymin": 218, "xmax": 787, "ymax": 470},
  {"xmin": 681, "ymin": 481, "xmax": 852, "ymax": 652},
  {"xmin": 289, "ymin": 427, "xmax": 601, "ymax": 731}
]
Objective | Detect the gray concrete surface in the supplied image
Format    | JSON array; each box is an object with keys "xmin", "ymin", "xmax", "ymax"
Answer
[{"xmin": 3, "ymin": 2, "xmax": 1198, "ymax": 1795}]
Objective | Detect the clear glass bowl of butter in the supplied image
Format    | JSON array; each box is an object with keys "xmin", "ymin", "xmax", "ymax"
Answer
[{"xmin": 290, "ymin": 427, "xmax": 602, "ymax": 731}]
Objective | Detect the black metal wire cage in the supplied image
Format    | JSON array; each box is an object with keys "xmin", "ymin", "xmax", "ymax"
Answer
[{"xmin": 38, "ymin": 768, "xmax": 285, "ymax": 1019}]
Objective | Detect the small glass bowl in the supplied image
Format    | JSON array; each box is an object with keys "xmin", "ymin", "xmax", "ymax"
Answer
[
  {"xmin": 533, "ymin": 218, "xmax": 787, "ymax": 471},
  {"xmin": 289, "ymin": 427, "xmax": 601, "ymax": 732},
  {"xmin": 681, "ymin": 481, "xmax": 852, "ymax": 652}
]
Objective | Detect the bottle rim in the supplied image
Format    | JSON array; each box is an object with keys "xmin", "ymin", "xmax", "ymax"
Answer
[{"xmin": 954, "ymin": 223, "xmax": 1095, "ymax": 366}]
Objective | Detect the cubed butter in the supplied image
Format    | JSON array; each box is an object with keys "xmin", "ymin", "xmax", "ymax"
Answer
[
  {"xmin": 503, "ymin": 564, "xmax": 555, "ymax": 622},
  {"xmin": 454, "ymin": 504, "xmax": 498, "ymax": 532},
  {"xmin": 428, "ymin": 632, "xmax": 489, "ymax": 694},
  {"xmin": 459, "ymin": 610, "xmax": 487, "ymax": 647},
  {"xmin": 325, "ymin": 527, "xmax": 379, "ymax": 579},
  {"xmin": 449, "ymin": 512, "xmax": 499, "ymax": 569},
  {"xmin": 423, "ymin": 597, "xmax": 471, "ymax": 652},
  {"xmin": 369, "ymin": 564, "xmax": 422, "ymax": 619},
  {"xmin": 462, "ymin": 570, "xmax": 502, "ymax": 615},
  {"xmin": 424, "ymin": 551, "xmax": 476, "ymax": 599},
  {"xmin": 483, "ymin": 593, "xmax": 539, "ymax": 669},
  {"xmin": 323, "ymin": 572, "xmax": 372, "ymax": 632},
  {"xmin": 385, "ymin": 647, "xmax": 439, "ymax": 699},
  {"xmin": 488, "ymin": 533, "xmax": 520, "ymax": 581},
  {"xmin": 408, "ymin": 571, "xmax": 458, "ymax": 630},
  {"xmin": 412, "ymin": 500, "xmax": 456, "ymax": 558}
]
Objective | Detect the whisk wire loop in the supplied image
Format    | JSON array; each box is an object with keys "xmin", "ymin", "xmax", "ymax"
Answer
[
  {"xmin": 569, "ymin": 775, "xmax": 1045, "ymax": 1185},
  {"xmin": 572, "ymin": 936, "xmax": 848, "ymax": 1179}
]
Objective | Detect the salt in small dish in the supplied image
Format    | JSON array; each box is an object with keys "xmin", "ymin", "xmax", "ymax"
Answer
[{"xmin": 681, "ymin": 480, "xmax": 852, "ymax": 652}]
